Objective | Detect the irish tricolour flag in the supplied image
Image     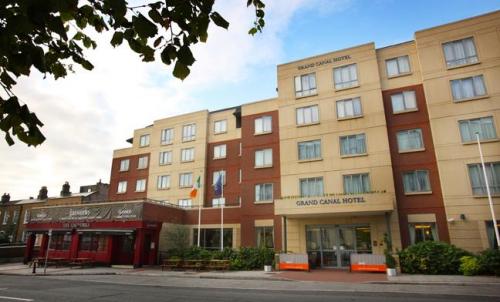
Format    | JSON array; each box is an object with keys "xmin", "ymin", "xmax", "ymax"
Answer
[{"xmin": 190, "ymin": 176, "xmax": 201, "ymax": 198}]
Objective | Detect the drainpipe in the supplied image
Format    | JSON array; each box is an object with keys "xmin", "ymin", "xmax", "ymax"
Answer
[
  {"xmin": 385, "ymin": 212, "xmax": 392, "ymax": 250},
  {"xmin": 283, "ymin": 216, "xmax": 287, "ymax": 253}
]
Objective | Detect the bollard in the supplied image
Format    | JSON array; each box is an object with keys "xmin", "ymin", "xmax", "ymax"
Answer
[{"xmin": 32, "ymin": 259, "xmax": 37, "ymax": 274}]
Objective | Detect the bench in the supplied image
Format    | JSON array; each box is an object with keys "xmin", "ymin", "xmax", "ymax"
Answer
[
  {"xmin": 69, "ymin": 257, "xmax": 95, "ymax": 268},
  {"xmin": 206, "ymin": 260, "xmax": 230, "ymax": 270}
]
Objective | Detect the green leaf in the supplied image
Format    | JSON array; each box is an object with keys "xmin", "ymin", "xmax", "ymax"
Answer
[
  {"xmin": 81, "ymin": 60, "xmax": 94, "ymax": 70},
  {"xmin": 248, "ymin": 27, "xmax": 258, "ymax": 35},
  {"xmin": 160, "ymin": 47, "xmax": 171, "ymax": 65},
  {"xmin": 210, "ymin": 12, "xmax": 229, "ymax": 29},
  {"xmin": 153, "ymin": 36, "xmax": 163, "ymax": 48},
  {"xmin": 173, "ymin": 61, "xmax": 190, "ymax": 80},
  {"xmin": 110, "ymin": 31, "xmax": 124, "ymax": 47},
  {"xmin": 132, "ymin": 14, "xmax": 158, "ymax": 39},
  {"xmin": 107, "ymin": 0, "xmax": 127, "ymax": 18},
  {"xmin": 177, "ymin": 46, "xmax": 195, "ymax": 66},
  {"xmin": 148, "ymin": 9, "xmax": 163, "ymax": 23}
]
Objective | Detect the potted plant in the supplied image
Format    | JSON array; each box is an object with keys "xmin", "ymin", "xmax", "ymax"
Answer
[{"xmin": 384, "ymin": 233, "xmax": 397, "ymax": 277}]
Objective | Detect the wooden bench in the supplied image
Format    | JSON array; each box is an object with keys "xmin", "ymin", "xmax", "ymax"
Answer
[
  {"xmin": 182, "ymin": 260, "xmax": 203, "ymax": 270},
  {"xmin": 69, "ymin": 257, "xmax": 95, "ymax": 268},
  {"xmin": 206, "ymin": 260, "xmax": 230, "ymax": 271}
]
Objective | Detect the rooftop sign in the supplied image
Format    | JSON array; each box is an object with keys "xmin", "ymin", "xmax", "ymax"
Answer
[{"xmin": 297, "ymin": 55, "xmax": 351, "ymax": 70}]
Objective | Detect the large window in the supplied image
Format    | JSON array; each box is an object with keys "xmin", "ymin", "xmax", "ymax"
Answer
[
  {"xmin": 397, "ymin": 129, "xmax": 424, "ymax": 152},
  {"xmin": 255, "ymin": 116, "xmax": 272, "ymax": 134},
  {"xmin": 212, "ymin": 170, "xmax": 226, "ymax": 185},
  {"xmin": 336, "ymin": 97, "xmax": 362, "ymax": 119},
  {"xmin": 181, "ymin": 148, "xmax": 195, "ymax": 162},
  {"xmin": 343, "ymin": 173, "xmax": 370, "ymax": 194},
  {"xmin": 49, "ymin": 234, "xmax": 72, "ymax": 251},
  {"xmin": 296, "ymin": 105, "xmax": 319, "ymax": 126},
  {"xmin": 486, "ymin": 221, "xmax": 500, "ymax": 249},
  {"xmin": 256, "ymin": 226, "xmax": 274, "ymax": 248},
  {"xmin": 159, "ymin": 151, "xmax": 172, "ymax": 165},
  {"xmin": 294, "ymin": 73, "xmax": 317, "ymax": 97},
  {"xmin": 451, "ymin": 75, "xmax": 486, "ymax": 101},
  {"xmin": 300, "ymin": 177, "xmax": 324, "ymax": 197},
  {"xmin": 2, "ymin": 212, "xmax": 8, "ymax": 225},
  {"xmin": 214, "ymin": 120, "xmax": 227, "ymax": 134},
  {"xmin": 213, "ymin": 144, "xmax": 227, "ymax": 159},
  {"xmin": 78, "ymin": 233, "xmax": 108, "ymax": 252},
  {"xmin": 409, "ymin": 223, "xmax": 437, "ymax": 245},
  {"xmin": 119, "ymin": 159, "xmax": 130, "ymax": 172},
  {"xmin": 334, "ymin": 63, "xmax": 358, "ymax": 90},
  {"xmin": 182, "ymin": 124, "xmax": 196, "ymax": 142},
  {"xmin": 468, "ymin": 162, "xmax": 500, "ymax": 195},
  {"xmin": 340, "ymin": 134, "xmax": 366, "ymax": 156},
  {"xmin": 403, "ymin": 170, "xmax": 431, "ymax": 193},
  {"xmin": 459, "ymin": 117, "xmax": 497, "ymax": 142},
  {"xmin": 117, "ymin": 181, "xmax": 127, "ymax": 193},
  {"xmin": 139, "ymin": 134, "xmax": 150, "ymax": 147},
  {"xmin": 157, "ymin": 175, "xmax": 170, "ymax": 190},
  {"xmin": 12, "ymin": 210, "xmax": 19, "ymax": 224},
  {"xmin": 135, "ymin": 179, "xmax": 146, "ymax": 192},
  {"xmin": 255, "ymin": 149, "xmax": 273, "ymax": 168},
  {"xmin": 386, "ymin": 55, "xmax": 411, "ymax": 77},
  {"xmin": 161, "ymin": 128, "xmax": 174, "ymax": 145},
  {"xmin": 137, "ymin": 156, "xmax": 148, "ymax": 169},
  {"xmin": 443, "ymin": 37, "xmax": 478, "ymax": 68},
  {"xmin": 193, "ymin": 228, "xmax": 233, "ymax": 250},
  {"xmin": 179, "ymin": 173, "xmax": 193, "ymax": 188},
  {"xmin": 391, "ymin": 91, "xmax": 417, "ymax": 113},
  {"xmin": 23, "ymin": 210, "xmax": 30, "ymax": 224},
  {"xmin": 178, "ymin": 199, "xmax": 192, "ymax": 208},
  {"xmin": 255, "ymin": 183, "xmax": 273, "ymax": 202},
  {"xmin": 298, "ymin": 140, "xmax": 321, "ymax": 161}
]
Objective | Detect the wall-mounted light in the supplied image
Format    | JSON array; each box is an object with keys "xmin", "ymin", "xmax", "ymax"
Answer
[{"xmin": 460, "ymin": 214, "xmax": 466, "ymax": 221}]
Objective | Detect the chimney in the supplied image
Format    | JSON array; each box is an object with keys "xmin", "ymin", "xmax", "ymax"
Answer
[
  {"xmin": 1, "ymin": 193, "xmax": 10, "ymax": 203},
  {"xmin": 37, "ymin": 186, "xmax": 48, "ymax": 200},
  {"xmin": 60, "ymin": 181, "xmax": 71, "ymax": 197}
]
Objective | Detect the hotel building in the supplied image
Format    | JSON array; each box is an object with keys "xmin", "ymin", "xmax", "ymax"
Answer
[{"xmin": 24, "ymin": 11, "xmax": 500, "ymax": 268}]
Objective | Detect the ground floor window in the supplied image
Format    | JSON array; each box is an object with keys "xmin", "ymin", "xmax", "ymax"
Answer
[
  {"xmin": 409, "ymin": 223, "xmax": 437, "ymax": 245},
  {"xmin": 79, "ymin": 233, "xmax": 108, "ymax": 252},
  {"xmin": 486, "ymin": 221, "xmax": 500, "ymax": 249},
  {"xmin": 256, "ymin": 226, "xmax": 274, "ymax": 249},
  {"xmin": 193, "ymin": 228, "xmax": 232, "ymax": 250},
  {"xmin": 49, "ymin": 233, "xmax": 72, "ymax": 250}
]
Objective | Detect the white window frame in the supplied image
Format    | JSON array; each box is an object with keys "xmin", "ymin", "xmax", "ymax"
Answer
[
  {"xmin": 397, "ymin": 129, "xmax": 424, "ymax": 152},
  {"xmin": 254, "ymin": 116, "xmax": 272, "ymax": 135},
  {"xmin": 459, "ymin": 116, "xmax": 497, "ymax": 143},
  {"xmin": 212, "ymin": 198, "xmax": 226, "ymax": 207},
  {"xmin": 135, "ymin": 179, "xmax": 147, "ymax": 192},
  {"xmin": 182, "ymin": 123, "xmax": 196, "ymax": 142},
  {"xmin": 294, "ymin": 73, "xmax": 317, "ymax": 97},
  {"xmin": 178, "ymin": 199, "xmax": 192, "ymax": 208},
  {"xmin": 159, "ymin": 151, "xmax": 173, "ymax": 165},
  {"xmin": 468, "ymin": 162, "xmax": 500, "ymax": 196},
  {"xmin": 450, "ymin": 75, "xmax": 487, "ymax": 101},
  {"xmin": 157, "ymin": 175, "xmax": 171, "ymax": 190},
  {"xmin": 139, "ymin": 134, "xmax": 150, "ymax": 147},
  {"xmin": 385, "ymin": 55, "xmax": 411, "ymax": 77},
  {"xmin": 299, "ymin": 177, "xmax": 324, "ymax": 197},
  {"xmin": 212, "ymin": 170, "xmax": 226, "ymax": 185},
  {"xmin": 339, "ymin": 134, "xmax": 367, "ymax": 156},
  {"xmin": 333, "ymin": 63, "xmax": 358, "ymax": 90},
  {"xmin": 255, "ymin": 148, "xmax": 273, "ymax": 168},
  {"xmin": 23, "ymin": 210, "xmax": 30, "ymax": 224},
  {"xmin": 402, "ymin": 170, "xmax": 431, "ymax": 194},
  {"xmin": 119, "ymin": 159, "xmax": 130, "ymax": 172},
  {"xmin": 296, "ymin": 105, "xmax": 319, "ymax": 126},
  {"xmin": 137, "ymin": 156, "xmax": 149, "ymax": 169},
  {"xmin": 213, "ymin": 144, "xmax": 227, "ymax": 159},
  {"xmin": 214, "ymin": 120, "xmax": 227, "ymax": 134},
  {"xmin": 336, "ymin": 97, "xmax": 362, "ymax": 119},
  {"xmin": 161, "ymin": 128, "xmax": 174, "ymax": 145},
  {"xmin": 343, "ymin": 173, "xmax": 371, "ymax": 194},
  {"xmin": 117, "ymin": 181, "xmax": 127, "ymax": 194},
  {"xmin": 391, "ymin": 91, "xmax": 417, "ymax": 113},
  {"xmin": 298, "ymin": 140, "xmax": 322, "ymax": 161},
  {"xmin": 11, "ymin": 210, "xmax": 19, "ymax": 225},
  {"xmin": 443, "ymin": 37, "xmax": 478, "ymax": 68},
  {"xmin": 255, "ymin": 183, "xmax": 273, "ymax": 202},
  {"xmin": 179, "ymin": 173, "xmax": 193, "ymax": 188},
  {"xmin": 181, "ymin": 148, "xmax": 195, "ymax": 162}
]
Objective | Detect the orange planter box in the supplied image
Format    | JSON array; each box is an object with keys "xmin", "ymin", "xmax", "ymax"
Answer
[
  {"xmin": 351, "ymin": 264, "xmax": 386, "ymax": 273},
  {"xmin": 279, "ymin": 262, "xmax": 309, "ymax": 271}
]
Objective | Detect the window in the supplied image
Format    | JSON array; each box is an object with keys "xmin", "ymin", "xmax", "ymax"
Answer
[
  {"xmin": 2, "ymin": 212, "xmax": 8, "ymax": 225},
  {"xmin": 298, "ymin": 140, "xmax": 321, "ymax": 160},
  {"xmin": 212, "ymin": 170, "xmax": 226, "ymax": 185},
  {"xmin": 178, "ymin": 199, "xmax": 192, "ymax": 208},
  {"xmin": 443, "ymin": 37, "xmax": 478, "ymax": 68},
  {"xmin": 409, "ymin": 223, "xmax": 437, "ymax": 245},
  {"xmin": 254, "ymin": 116, "xmax": 272, "ymax": 134},
  {"xmin": 157, "ymin": 175, "xmax": 171, "ymax": 190},
  {"xmin": 213, "ymin": 144, "xmax": 227, "ymax": 159},
  {"xmin": 135, "ymin": 179, "xmax": 146, "ymax": 192},
  {"xmin": 23, "ymin": 210, "xmax": 30, "ymax": 224},
  {"xmin": 181, "ymin": 148, "xmax": 195, "ymax": 162},
  {"xmin": 486, "ymin": 221, "xmax": 500, "ymax": 249},
  {"xmin": 161, "ymin": 128, "xmax": 174, "ymax": 145},
  {"xmin": 214, "ymin": 120, "xmax": 227, "ymax": 134},
  {"xmin": 343, "ymin": 173, "xmax": 370, "ymax": 194},
  {"xmin": 12, "ymin": 210, "xmax": 19, "ymax": 224},
  {"xmin": 391, "ymin": 91, "xmax": 417, "ymax": 113},
  {"xmin": 137, "ymin": 156, "xmax": 148, "ymax": 169},
  {"xmin": 397, "ymin": 129, "xmax": 424, "ymax": 152},
  {"xmin": 78, "ymin": 234, "xmax": 107, "ymax": 252},
  {"xmin": 334, "ymin": 63, "xmax": 358, "ymax": 90},
  {"xmin": 139, "ymin": 134, "xmax": 150, "ymax": 147},
  {"xmin": 159, "ymin": 151, "xmax": 172, "ymax": 165},
  {"xmin": 294, "ymin": 73, "xmax": 317, "ymax": 97},
  {"xmin": 179, "ymin": 173, "xmax": 193, "ymax": 188},
  {"xmin": 119, "ymin": 159, "xmax": 130, "ymax": 172},
  {"xmin": 459, "ymin": 117, "xmax": 497, "ymax": 142},
  {"xmin": 300, "ymin": 177, "xmax": 324, "ymax": 197},
  {"xmin": 182, "ymin": 123, "xmax": 196, "ymax": 142},
  {"xmin": 50, "ymin": 234, "xmax": 72, "ymax": 251},
  {"xmin": 340, "ymin": 134, "xmax": 366, "ymax": 156},
  {"xmin": 193, "ymin": 228, "xmax": 233, "ymax": 250},
  {"xmin": 296, "ymin": 105, "xmax": 319, "ymax": 126},
  {"xmin": 256, "ymin": 226, "xmax": 274, "ymax": 248},
  {"xmin": 212, "ymin": 198, "xmax": 225, "ymax": 207},
  {"xmin": 468, "ymin": 162, "xmax": 500, "ymax": 195},
  {"xmin": 386, "ymin": 55, "xmax": 411, "ymax": 77},
  {"xmin": 336, "ymin": 97, "xmax": 362, "ymax": 119},
  {"xmin": 451, "ymin": 75, "xmax": 486, "ymax": 101},
  {"xmin": 403, "ymin": 170, "xmax": 431, "ymax": 193},
  {"xmin": 117, "ymin": 181, "xmax": 127, "ymax": 193},
  {"xmin": 255, "ymin": 149, "xmax": 273, "ymax": 168},
  {"xmin": 255, "ymin": 183, "xmax": 273, "ymax": 202}
]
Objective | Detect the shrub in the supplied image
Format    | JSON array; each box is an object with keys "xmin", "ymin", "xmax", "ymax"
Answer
[
  {"xmin": 459, "ymin": 256, "xmax": 481, "ymax": 276},
  {"xmin": 398, "ymin": 241, "xmax": 470, "ymax": 275},
  {"xmin": 478, "ymin": 249, "xmax": 500, "ymax": 276}
]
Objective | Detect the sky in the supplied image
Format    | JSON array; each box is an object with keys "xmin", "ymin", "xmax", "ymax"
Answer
[{"xmin": 1, "ymin": 0, "xmax": 499, "ymax": 199}]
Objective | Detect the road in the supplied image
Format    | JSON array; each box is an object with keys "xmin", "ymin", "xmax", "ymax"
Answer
[{"xmin": 0, "ymin": 275, "xmax": 498, "ymax": 302}]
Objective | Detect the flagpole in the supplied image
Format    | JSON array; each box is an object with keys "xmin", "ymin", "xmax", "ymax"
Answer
[
  {"xmin": 476, "ymin": 133, "xmax": 500, "ymax": 250},
  {"xmin": 197, "ymin": 176, "xmax": 202, "ymax": 248},
  {"xmin": 221, "ymin": 173, "xmax": 224, "ymax": 251}
]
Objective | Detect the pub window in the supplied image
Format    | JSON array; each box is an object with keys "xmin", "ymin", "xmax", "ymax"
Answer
[
  {"xmin": 12, "ymin": 210, "xmax": 19, "ymax": 224},
  {"xmin": 468, "ymin": 162, "xmax": 500, "ymax": 196},
  {"xmin": 256, "ymin": 226, "xmax": 274, "ymax": 249},
  {"xmin": 2, "ymin": 212, "xmax": 9, "ymax": 225},
  {"xmin": 298, "ymin": 140, "xmax": 321, "ymax": 160},
  {"xmin": 193, "ymin": 228, "xmax": 233, "ymax": 250},
  {"xmin": 23, "ymin": 210, "xmax": 30, "ymax": 224},
  {"xmin": 442, "ymin": 37, "xmax": 478, "ymax": 68},
  {"xmin": 386, "ymin": 55, "xmax": 411, "ymax": 77},
  {"xmin": 333, "ymin": 63, "xmax": 358, "ymax": 90},
  {"xmin": 300, "ymin": 177, "xmax": 324, "ymax": 197},
  {"xmin": 343, "ymin": 173, "xmax": 370, "ymax": 194},
  {"xmin": 409, "ymin": 223, "xmax": 437, "ymax": 245},
  {"xmin": 459, "ymin": 116, "xmax": 497, "ymax": 143},
  {"xmin": 78, "ymin": 233, "xmax": 108, "ymax": 252},
  {"xmin": 294, "ymin": 73, "xmax": 317, "ymax": 97},
  {"xmin": 49, "ymin": 233, "xmax": 72, "ymax": 251},
  {"xmin": 450, "ymin": 75, "xmax": 486, "ymax": 101},
  {"xmin": 391, "ymin": 91, "xmax": 417, "ymax": 113}
]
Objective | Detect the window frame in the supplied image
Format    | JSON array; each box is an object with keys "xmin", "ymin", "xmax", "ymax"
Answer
[
  {"xmin": 180, "ymin": 147, "xmax": 195, "ymax": 162},
  {"xmin": 450, "ymin": 75, "xmax": 487, "ymax": 102},
  {"xmin": 139, "ymin": 134, "xmax": 150, "ymax": 147},
  {"xmin": 137, "ymin": 156, "xmax": 149, "ymax": 169},
  {"xmin": 135, "ymin": 179, "xmax": 147, "ymax": 192},
  {"xmin": 385, "ymin": 55, "xmax": 411, "ymax": 78},
  {"xmin": 117, "ymin": 181, "xmax": 127, "ymax": 194},
  {"xmin": 255, "ymin": 183, "xmax": 274, "ymax": 203},
  {"xmin": 442, "ymin": 37, "xmax": 479, "ymax": 68},
  {"xmin": 296, "ymin": 105, "xmax": 320, "ymax": 126},
  {"xmin": 467, "ymin": 162, "xmax": 500, "ymax": 196},
  {"xmin": 213, "ymin": 144, "xmax": 227, "ymax": 159},
  {"xmin": 161, "ymin": 128, "xmax": 174, "ymax": 145},
  {"xmin": 255, "ymin": 148, "xmax": 273, "ymax": 168},
  {"xmin": 254, "ymin": 116, "xmax": 272, "ymax": 135},
  {"xmin": 299, "ymin": 177, "xmax": 324, "ymax": 197},
  {"xmin": 255, "ymin": 226, "xmax": 274, "ymax": 249},
  {"xmin": 179, "ymin": 173, "xmax": 193, "ymax": 188},
  {"xmin": 336, "ymin": 97, "xmax": 362, "ymax": 120},
  {"xmin": 459, "ymin": 116, "xmax": 497, "ymax": 143},
  {"xmin": 297, "ymin": 139, "xmax": 322, "ymax": 161},
  {"xmin": 343, "ymin": 173, "xmax": 371, "ymax": 194},
  {"xmin": 294, "ymin": 72, "xmax": 317, "ymax": 98},
  {"xmin": 396, "ymin": 128, "xmax": 424, "ymax": 153},
  {"xmin": 339, "ymin": 133, "xmax": 367, "ymax": 157},
  {"xmin": 333, "ymin": 63, "xmax": 359, "ymax": 90},
  {"xmin": 390, "ymin": 90, "xmax": 418, "ymax": 114},
  {"xmin": 214, "ymin": 120, "xmax": 227, "ymax": 134},
  {"xmin": 159, "ymin": 150, "xmax": 173, "ymax": 166},
  {"xmin": 178, "ymin": 199, "xmax": 192, "ymax": 208},
  {"xmin": 119, "ymin": 159, "xmax": 130, "ymax": 172},
  {"xmin": 182, "ymin": 123, "xmax": 196, "ymax": 142},
  {"xmin": 157, "ymin": 175, "xmax": 171, "ymax": 190},
  {"xmin": 402, "ymin": 170, "xmax": 432, "ymax": 194}
]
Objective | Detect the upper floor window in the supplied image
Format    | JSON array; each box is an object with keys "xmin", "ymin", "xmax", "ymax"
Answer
[
  {"xmin": 468, "ymin": 162, "xmax": 500, "ymax": 196},
  {"xmin": 451, "ymin": 75, "xmax": 486, "ymax": 101},
  {"xmin": 343, "ymin": 173, "xmax": 370, "ymax": 194},
  {"xmin": 214, "ymin": 144, "xmax": 227, "ymax": 159},
  {"xmin": 117, "ymin": 181, "xmax": 127, "ymax": 194},
  {"xmin": 214, "ymin": 120, "xmax": 227, "ymax": 134},
  {"xmin": 159, "ymin": 151, "xmax": 172, "ymax": 165},
  {"xmin": 255, "ymin": 116, "xmax": 272, "ymax": 135},
  {"xmin": 403, "ymin": 170, "xmax": 431, "ymax": 193},
  {"xmin": 157, "ymin": 175, "xmax": 171, "ymax": 190},
  {"xmin": 12, "ymin": 210, "xmax": 19, "ymax": 224},
  {"xmin": 137, "ymin": 156, "xmax": 148, "ymax": 169},
  {"xmin": 340, "ymin": 134, "xmax": 366, "ymax": 156},
  {"xmin": 334, "ymin": 63, "xmax": 358, "ymax": 90},
  {"xmin": 386, "ymin": 55, "xmax": 411, "ymax": 77},
  {"xmin": 182, "ymin": 123, "xmax": 196, "ymax": 142},
  {"xmin": 139, "ymin": 134, "xmax": 150, "ymax": 147},
  {"xmin": 119, "ymin": 159, "xmax": 130, "ymax": 172},
  {"xmin": 443, "ymin": 37, "xmax": 478, "ymax": 68},
  {"xmin": 179, "ymin": 173, "xmax": 193, "ymax": 188},
  {"xmin": 336, "ymin": 97, "xmax": 362, "ymax": 119},
  {"xmin": 23, "ymin": 210, "xmax": 30, "ymax": 224},
  {"xmin": 298, "ymin": 140, "xmax": 321, "ymax": 161},
  {"xmin": 2, "ymin": 212, "xmax": 9, "ymax": 225},
  {"xmin": 255, "ymin": 148, "xmax": 273, "ymax": 168},
  {"xmin": 178, "ymin": 199, "xmax": 192, "ymax": 208},
  {"xmin": 135, "ymin": 179, "xmax": 146, "ymax": 192},
  {"xmin": 300, "ymin": 177, "xmax": 324, "ymax": 197},
  {"xmin": 391, "ymin": 91, "xmax": 417, "ymax": 113},
  {"xmin": 212, "ymin": 198, "xmax": 225, "ymax": 207},
  {"xmin": 296, "ymin": 105, "xmax": 319, "ymax": 126},
  {"xmin": 255, "ymin": 183, "xmax": 273, "ymax": 202},
  {"xmin": 294, "ymin": 73, "xmax": 317, "ymax": 97},
  {"xmin": 161, "ymin": 128, "xmax": 174, "ymax": 145},
  {"xmin": 397, "ymin": 129, "xmax": 424, "ymax": 152},
  {"xmin": 181, "ymin": 148, "xmax": 195, "ymax": 162},
  {"xmin": 213, "ymin": 170, "xmax": 226, "ymax": 185},
  {"xmin": 459, "ymin": 116, "xmax": 497, "ymax": 143}
]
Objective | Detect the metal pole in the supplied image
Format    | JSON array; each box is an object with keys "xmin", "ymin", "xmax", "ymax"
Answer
[
  {"xmin": 44, "ymin": 229, "xmax": 52, "ymax": 274},
  {"xmin": 476, "ymin": 133, "xmax": 500, "ymax": 250},
  {"xmin": 220, "ymin": 173, "xmax": 224, "ymax": 251},
  {"xmin": 197, "ymin": 177, "xmax": 202, "ymax": 248}
]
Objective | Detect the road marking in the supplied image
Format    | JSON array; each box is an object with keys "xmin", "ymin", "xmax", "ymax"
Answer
[{"xmin": 0, "ymin": 296, "xmax": 34, "ymax": 301}]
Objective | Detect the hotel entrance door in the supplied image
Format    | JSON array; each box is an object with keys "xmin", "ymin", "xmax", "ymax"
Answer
[{"xmin": 306, "ymin": 225, "xmax": 372, "ymax": 268}]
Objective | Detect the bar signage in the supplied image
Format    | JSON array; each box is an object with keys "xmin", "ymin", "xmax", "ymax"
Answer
[
  {"xmin": 29, "ymin": 203, "xmax": 143, "ymax": 223},
  {"xmin": 296, "ymin": 197, "xmax": 366, "ymax": 207},
  {"xmin": 297, "ymin": 55, "xmax": 351, "ymax": 70}
]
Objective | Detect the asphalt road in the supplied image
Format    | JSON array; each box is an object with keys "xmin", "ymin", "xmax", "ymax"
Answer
[{"xmin": 0, "ymin": 275, "xmax": 498, "ymax": 302}]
